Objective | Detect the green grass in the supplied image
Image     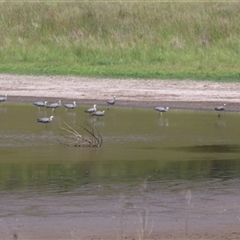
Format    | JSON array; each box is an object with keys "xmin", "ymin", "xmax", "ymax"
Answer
[{"xmin": 0, "ymin": 1, "xmax": 240, "ymax": 81}]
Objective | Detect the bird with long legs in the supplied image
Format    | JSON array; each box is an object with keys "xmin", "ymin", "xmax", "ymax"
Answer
[
  {"xmin": 37, "ymin": 116, "xmax": 54, "ymax": 128},
  {"xmin": 154, "ymin": 106, "xmax": 169, "ymax": 117},
  {"xmin": 215, "ymin": 103, "xmax": 226, "ymax": 118},
  {"xmin": 85, "ymin": 104, "xmax": 97, "ymax": 113},
  {"xmin": 64, "ymin": 101, "xmax": 76, "ymax": 111},
  {"xmin": 107, "ymin": 96, "xmax": 116, "ymax": 110},
  {"xmin": 33, "ymin": 100, "xmax": 47, "ymax": 110},
  {"xmin": 92, "ymin": 110, "xmax": 105, "ymax": 117},
  {"xmin": 46, "ymin": 100, "xmax": 62, "ymax": 112},
  {"xmin": 0, "ymin": 94, "xmax": 7, "ymax": 105}
]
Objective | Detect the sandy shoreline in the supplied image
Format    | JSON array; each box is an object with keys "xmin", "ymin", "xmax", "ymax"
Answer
[{"xmin": 1, "ymin": 73, "xmax": 240, "ymax": 111}]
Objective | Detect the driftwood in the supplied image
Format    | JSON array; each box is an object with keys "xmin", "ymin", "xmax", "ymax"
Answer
[{"xmin": 58, "ymin": 122, "xmax": 103, "ymax": 147}]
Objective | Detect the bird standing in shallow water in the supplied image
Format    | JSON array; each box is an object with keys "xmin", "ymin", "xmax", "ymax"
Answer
[
  {"xmin": 154, "ymin": 106, "xmax": 169, "ymax": 117},
  {"xmin": 107, "ymin": 96, "xmax": 116, "ymax": 110},
  {"xmin": 37, "ymin": 116, "xmax": 54, "ymax": 128},
  {"xmin": 46, "ymin": 100, "xmax": 62, "ymax": 112},
  {"xmin": 92, "ymin": 110, "xmax": 105, "ymax": 117},
  {"xmin": 215, "ymin": 103, "xmax": 226, "ymax": 118},
  {"xmin": 33, "ymin": 100, "xmax": 47, "ymax": 110},
  {"xmin": 0, "ymin": 94, "xmax": 7, "ymax": 104},
  {"xmin": 64, "ymin": 101, "xmax": 76, "ymax": 111},
  {"xmin": 85, "ymin": 104, "xmax": 97, "ymax": 113}
]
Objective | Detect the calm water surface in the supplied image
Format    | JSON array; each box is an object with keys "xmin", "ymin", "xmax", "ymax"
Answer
[{"xmin": 0, "ymin": 102, "xmax": 240, "ymax": 238}]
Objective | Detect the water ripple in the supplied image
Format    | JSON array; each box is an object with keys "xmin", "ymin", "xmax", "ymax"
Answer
[{"xmin": 0, "ymin": 130, "xmax": 57, "ymax": 147}]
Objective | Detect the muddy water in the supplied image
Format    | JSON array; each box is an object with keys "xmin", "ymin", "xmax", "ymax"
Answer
[{"xmin": 0, "ymin": 102, "xmax": 240, "ymax": 239}]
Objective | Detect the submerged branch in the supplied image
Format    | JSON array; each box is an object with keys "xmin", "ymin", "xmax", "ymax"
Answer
[{"xmin": 58, "ymin": 122, "xmax": 102, "ymax": 147}]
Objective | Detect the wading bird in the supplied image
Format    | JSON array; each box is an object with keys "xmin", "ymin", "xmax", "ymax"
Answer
[
  {"xmin": 0, "ymin": 94, "xmax": 7, "ymax": 103},
  {"xmin": 92, "ymin": 110, "xmax": 105, "ymax": 117},
  {"xmin": 107, "ymin": 96, "xmax": 116, "ymax": 110},
  {"xmin": 33, "ymin": 100, "xmax": 47, "ymax": 110},
  {"xmin": 85, "ymin": 104, "xmax": 97, "ymax": 113},
  {"xmin": 46, "ymin": 100, "xmax": 62, "ymax": 112},
  {"xmin": 215, "ymin": 103, "xmax": 226, "ymax": 118},
  {"xmin": 64, "ymin": 101, "xmax": 76, "ymax": 111},
  {"xmin": 154, "ymin": 106, "xmax": 169, "ymax": 117},
  {"xmin": 37, "ymin": 116, "xmax": 54, "ymax": 128}
]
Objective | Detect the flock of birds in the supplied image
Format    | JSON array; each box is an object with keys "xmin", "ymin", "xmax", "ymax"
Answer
[
  {"xmin": 34, "ymin": 96, "xmax": 116, "ymax": 126},
  {"xmin": 153, "ymin": 104, "xmax": 227, "ymax": 118},
  {"xmin": 0, "ymin": 94, "xmax": 117, "ymax": 126},
  {"xmin": 0, "ymin": 94, "xmax": 227, "ymax": 126}
]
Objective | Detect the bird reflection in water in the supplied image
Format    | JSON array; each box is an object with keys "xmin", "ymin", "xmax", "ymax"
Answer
[
  {"xmin": 88, "ymin": 117, "xmax": 105, "ymax": 127},
  {"xmin": 158, "ymin": 118, "xmax": 169, "ymax": 127},
  {"xmin": 215, "ymin": 119, "xmax": 226, "ymax": 128}
]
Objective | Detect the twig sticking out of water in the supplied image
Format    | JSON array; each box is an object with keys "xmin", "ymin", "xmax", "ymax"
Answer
[{"xmin": 58, "ymin": 122, "xmax": 102, "ymax": 147}]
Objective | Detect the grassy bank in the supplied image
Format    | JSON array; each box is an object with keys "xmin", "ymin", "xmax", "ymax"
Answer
[{"xmin": 0, "ymin": 1, "xmax": 240, "ymax": 81}]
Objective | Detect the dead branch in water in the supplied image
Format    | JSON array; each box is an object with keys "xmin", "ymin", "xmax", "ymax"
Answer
[{"xmin": 58, "ymin": 122, "xmax": 103, "ymax": 147}]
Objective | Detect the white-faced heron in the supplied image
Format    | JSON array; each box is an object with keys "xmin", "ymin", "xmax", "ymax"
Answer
[
  {"xmin": 64, "ymin": 101, "xmax": 76, "ymax": 111},
  {"xmin": 85, "ymin": 104, "xmax": 97, "ymax": 113},
  {"xmin": 46, "ymin": 100, "xmax": 62, "ymax": 112},
  {"xmin": 37, "ymin": 116, "xmax": 54, "ymax": 128},
  {"xmin": 154, "ymin": 106, "xmax": 169, "ymax": 116},
  {"xmin": 33, "ymin": 100, "xmax": 47, "ymax": 110},
  {"xmin": 0, "ymin": 94, "xmax": 7, "ymax": 103},
  {"xmin": 92, "ymin": 110, "xmax": 105, "ymax": 117},
  {"xmin": 215, "ymin": 103, "xmax": 226, "ymax": 118},
  {"xmin": 107, "ymin": 96, "xmax": 116, "ymax": 110}
]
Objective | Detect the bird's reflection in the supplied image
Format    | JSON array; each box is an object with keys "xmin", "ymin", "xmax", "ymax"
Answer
[
  {"xmin": 215, "ymin": 119, "xmax": 226, "ymax": 128},
  {"xmin": 157, "ymin": 118, "xmax": 169, "ymax": 127},
  {"xmin": 88, "ymin": 117, "xmax": 105, "ymax": 127},
  {"xmin": 0, "ymin": 107, "xmax": 7, "ymax": 113},
  {"xmin": 65, "ymin": 112, "xmax": 76, "ymax": 118},
  {"xmin": 36, "ymin": 110, "xmax": 47, "ymax": 117}
]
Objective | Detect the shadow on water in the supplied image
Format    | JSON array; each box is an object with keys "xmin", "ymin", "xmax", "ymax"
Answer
[
  {"xmin": 1, "ymin": 157, "xmax": 240, "ymax": 192},
  {"xmin": 169, "ymin": 144, "xmax": 240, "ymax": 153}
]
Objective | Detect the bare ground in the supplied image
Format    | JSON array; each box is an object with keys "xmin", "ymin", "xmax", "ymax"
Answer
[
  {"xmin": 1, "ymin": 73, "xmax": 240, "ymax": 240},
  {"xmin": 1, "ymin": 73, "xmax": 240, "ymax": 111}
]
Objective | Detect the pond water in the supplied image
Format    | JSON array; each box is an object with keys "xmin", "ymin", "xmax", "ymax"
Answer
[{"xmin": 0, "ymin": 102, "xmax": 240, "ymax": 239}]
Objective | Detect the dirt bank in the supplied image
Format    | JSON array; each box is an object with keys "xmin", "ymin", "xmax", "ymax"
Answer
[{"xmin": 1, "ymin": 73, "xmax": 240, "ymax": 111}]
